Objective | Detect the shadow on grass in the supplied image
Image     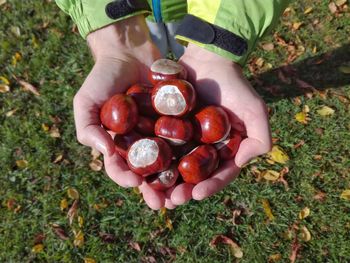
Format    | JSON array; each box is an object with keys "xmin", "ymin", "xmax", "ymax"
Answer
[{"xmin": 251, "ymin": 43, "xmax": 350, "ymax": 102}]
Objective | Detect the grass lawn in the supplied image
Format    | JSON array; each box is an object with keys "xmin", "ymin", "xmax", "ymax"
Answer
[{"xmin": 1, "ymin": 0, "xmax": 350, "ymax": 262}]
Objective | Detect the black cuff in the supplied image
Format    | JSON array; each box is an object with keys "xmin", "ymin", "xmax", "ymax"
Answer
[
  {"xmin": 176, "ymin": 14, "xmax": 248, "ymax": 56},
  {"xmin": 106, "ymin": 0, "xmax": 151, "ymax": 20}
]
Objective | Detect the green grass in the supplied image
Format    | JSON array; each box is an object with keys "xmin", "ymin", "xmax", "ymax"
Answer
[{"xmin": 1, "ymin": 0, "xmax": 350, "ymax": 262}]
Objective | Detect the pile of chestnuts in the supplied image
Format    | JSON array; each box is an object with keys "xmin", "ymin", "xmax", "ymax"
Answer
[{"xmin": 100, "ymin": 59, "xmax": 242, "ymax": 191}]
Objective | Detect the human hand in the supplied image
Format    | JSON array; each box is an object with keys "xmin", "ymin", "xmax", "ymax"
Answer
[{"xmin": 73, "ymin": 16, "xmax": 161, "ymax": 188}]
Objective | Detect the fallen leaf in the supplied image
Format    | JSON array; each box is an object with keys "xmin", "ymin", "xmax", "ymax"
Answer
[
  {"xmin": 268, "ymin": 253, "xmax": 282, "ymax": 262},
  {"xmin": 10, "ymin": 26, "xmax": 21, "ymax": 37},
  {"xmin": 0, "ymin": 0, "xmax": 7, "ymax": 6},
  {"xmin": 6, "ymin": 109, "xmax": 17, "ymax": 117},
  {"xmin": 91, "ymin": 148, "xmax": 101, "ymax": 160},
  {"xmin": 300, "ymin": 226, "xmax": 311, "ymax": 241},
  {"xmin": 41, "ymin": 123, "xmax": 50, "ymax": 132},
  {"xmin": 317, "ymin": 106, "xmax": 335, "ymax": 116},
  {"xmin": 295, "ymin": 111, "xmax": 310, "ymax": 124},
  {"xmin": 315, "ymin": 128, "xmax": 324, "ymax": 135},
  {"xmin": 313, "ymin": 191, "xmax": 327, "ymax": 201},
  {"xmin": 262, "ymin": 43, "xmax": 274, "ymax": 51},
  {"xmin": 255, "ymin": 57, "xmax": 265, "ymax": 67},
  {"xmin": 33, "ymin": 233, "xmax": 45, "ymax": 245},
  {"xmin": 329, "ymin": 2, "xmax": 338, "ymax": 13},
  {"xmin": 51, "ymin": 224, "xmax": 69, "ymax": 240},
  {"xmin": 67, "ymin": 199, "xmax": 79, "ymax": 225},
  {"xmin": 289, "ymin": 237, "xmax": 301, "ymax": 263},
  {"xmin": 299, "ymin": 207, "xmax": 310, "ymax": 220},
  {"xmin": 53, "ymin": 154, "xmax": 63, "ymax": 163},
  {"xmin": 0, "ymin": 76, "xmax": 10, "ymax": 85},
  {"xmin": 312, "ymin": 46, "xmax": 317, "ymax": 53},
  {"xmin": 335, "ymin": 0, "xmax": 347, "ymax": 6},
  {"xmin": 262, "ymin": 170, "xmax": 280, "ymax": 181},
  {"xmin": 129, "ymin": 241, "xmax": 141, "ymax": 252},
  {"xmin": 293, "ymin": 140, "xmax": 305, "ymax": 149},
  {"xmin": 78, "ymin": 216, "xmax": 84, "ymax": 228},
  {"xmin": 340, "ymin": 189, "xmax": 350, "ymax": 200},
  {"xmin": 16, "ymin": 159, "xmax": 28, "ymax": 169},
  {"xmin": 60, "ymin": 198, "xmax": 68, "ymax": 211},
  {"xmin": 338, "ymin": 66, "xmax": 350, "ymax": 74},
  {"xmin": 165, "ymin": 217, "xmax": 173, "ymax": 231},
  {"xmin": 292, "ymin": 22, "xmax": 303, "ymax": 30},
  {"xmin": 31, "ymin": 244, "xmax": 44, "ymax": 253},
  {"xmin": 267, "ymin": 146, "xmax": 289, "ymax": 164},
  {"xmin": 17, "ymin": 79, "xmax": 40, "ymax": 96},
  {"xmin": 49, "ymin": 125, "xmax": 60, "ymax": 138},
  {"xmin": 99, "ymin": 232, "xmax": 117, "ymax": 243},
  {"xmin": 73, "ymin": 230, "xmax": 84, "ymax": 247},
  {"xmin": 313, "ymin": 155, "xmax": 323, "ymax": 160},
  {"xmin": 6, "ymin": 199, "xmax": 16, "ymax": 210},
  {"xmin": 89, "ymin": 159, "xmax": 103, "ymax": 171},
  {"xmin": 304, "ymin": 7, "xmax": 313, "ymax": 14},
  {"xmin": 262, "ymin": 199, "xmax": 275, "ymax": 221},
  {"xmin": 67, "ymin": 188, "xmax": 80, "ymax": 200},
  {"xmin": 0, "ymin": 84, "xmax": 10, "ymax": 93},
  {"xmin": 84, "ymin": 258, "xmax": 96, "ymax": 263},
  {"xmin": 210, "ymin": 235, "xmax": 243, "ymax": 258},
  {"xmin": 12, "ymin": 52, "xmax": 22, "ymax": 66},
  {"xmin": 232, "ymin": 209, "xmax": 242, "ymax": 225}
]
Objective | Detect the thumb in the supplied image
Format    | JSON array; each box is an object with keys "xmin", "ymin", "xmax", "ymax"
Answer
[{"xmin": 235, "ymin": 138, "xmax": 271, "ymax": 167}]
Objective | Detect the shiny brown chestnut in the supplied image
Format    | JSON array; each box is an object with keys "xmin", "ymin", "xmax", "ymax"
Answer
[
  {"xmin": 178, "ymin": 145, "xmax": 219, "ymax": 184},
  {"xmin": 126, "ymin": 83, "xmax": 158, "ymax": 118},
  {"xmin": 155, "ymin": 116, "xmax": 193, "ymax": 145},
  {"xmin": 215, "ymin": 130, "xmax": 242, "ymax": 160},
  {"xmin": 193, "ymin": 106, "xmax": 231, "ymax": 144},
  {"xmin": 135, "ymin": 116, "xmax": 155, "ymax": 136},
  {"xmin": 172, "ymin": 141, "xmax": 199, "ymax": 160},
  {"xmin": 146, "ymin": 163, "xmax": 179, "ymax": 191},
  {"xmin": 100, "ymin": 94, "xmax": 138, "ymax": 134},
  {"xmin": 114, "ymin": 131, "xmax": 142, "ymax": 159},
  {"xmin": 148, "ymin": 59, "xmax": 187, "ymax": 85},
  {"xmin": 151, "ymin": 79, "xmax": 196, "ymax": 117},
  {"xmin": 126, "ymin": 137, "xmax": 172, "ymax": 177}
]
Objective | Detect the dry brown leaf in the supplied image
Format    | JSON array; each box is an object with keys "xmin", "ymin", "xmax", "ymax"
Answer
[
  {"xmin": 335, "ymin": 0, "xmax": 347, "ymax": 6},
  {"xmin": 299, "ymin": 207, "xmax": 310, "ymax": 220},
  {"xmin": 99, "ymin": 232, "xmax": 117, "ymax": 243},
  {"xmin": 32, "ymin": 244, "xmax": 44, "ymax": 253},
  {"xmin": 91, "ymin": 148, "xmax": 101, "ymax": 160},
  {"xmin": 0, "ymin": 84, "xmax": 10, "ymax": 93},
  {"xmin": 292, "ymin": 22, "xmax": 303, "ymax": 30},
  {"xmin": 300, "ymin": 226, "xmax": 311, "ymax": 241},
  {"xmin": 129, "ymin": 241, "xmax": 141, "ymax": 252},
  {"xmin": 255, "ymin": 57, "xmax": 265, "ymax": 67},
  {"xmin": 73, "ymin": 230, "xmax": 84, "ymax": 247},
  {"xmin": 16, "ymin": 159, "xmax": 28, "ymax": 169},
  {"xmin": 0, "ymin": 0, "xmax": 7, "ymax": 6},
  {"xmin": 289, "ymin": 237, "xmax": 301, "ymax": 263},
  {"xmin": 17, "ymin": 79, "xmax": 40, "ymax": 96},
  {"xmin": 268, "ymin": 254, "xmax": 282, "ymax": 262},
  {"xmin": 89, "ymin": 159, "xmax": 103, "ymax": 171},
  {"xmin": 329, "ymin": 2, "xmax": 338, "ymax": 13},
  {"xmin": 60, "ymin": 198, "xmax": 68, "ymax": 211},
  {"xmin": 340, "ymin": 189, "xmax": 350, "ymax": 200},
  {"xmin": 262, "ymin": 199, "xmax": 275, "ymax": 221},
  {"xmin": 67, "ymin": 199, "xmax": 79, "ymax": 225},
  {"xmin": 262, "ymin": 43, "xmax": 274, "ymax": 51},
  {"xmin": 51, "ymin": 224, "xmax": 69, "ymax": 240},
  {"xmin": 210, "ymin": 235, "xmax": 243, "ymax": 258},
  {"xmin": 293, "ymin": 140, "xmax": 305, "ymax": 149},
  {"xmin": 6, "ymin": 199, "xmax": 16, "ymax": 210},
  {"xmin": 33, "ymin": 233, "xmax": 45, "ymax": 245},
  {"xmin": 49, "ymin": 125, "xmax": 61, "ymax": 138},
  {"xmin": 262, "ymin": 170, "xmax": 280, "ymax": 181},
  {"xmin": 317, "ymin": 106, "xmax": 335, "ymax": 116},
  {"xmin": 313, "ymin": 191, "xmax": 327, "ymax": 201},
  {"xmin": 67, "ymin": 188, "xmax": 80, "ymax": 200}
]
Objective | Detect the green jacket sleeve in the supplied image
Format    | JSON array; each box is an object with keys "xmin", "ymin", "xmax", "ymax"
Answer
[
  {"xmin": 55, "ymin": 0, "xmax": 150, "ymax": 39},
  {"xmin": 176, "ymin": 0, "xmax": 291, "ymax": 66}
]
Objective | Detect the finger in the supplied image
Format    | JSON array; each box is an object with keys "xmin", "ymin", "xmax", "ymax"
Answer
[
  {"xmin": 164, "ymin": 186, "xmax": 177, "ymax": 209},
  {"xmin": 170, "ymin": 183, "xmax": 194, "ymax": 205},
  {"xmin": 139, "ymin": 182, "xmax": 166, "ymax": 210},
  {"xmin": 104, "ymin": 153, "xmax": 143, "ymax": 187},
  {"xmin": 235, "ymin": 103, "xmax": 272, "ymax": 167},
  {"xmin": 192, "ymin": 160, "xmax": 240, "ymax": 200}
]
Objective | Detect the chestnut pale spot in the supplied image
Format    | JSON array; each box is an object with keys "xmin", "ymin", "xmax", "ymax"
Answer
[
  {"xmin": 151, "ymin": 59, "xmax": 183, "ymax": 75},
  {"xmin": 128, "ymin": 139, "xmax": 159, "ymax": 168},
  {"xmin": 154, "ymin": 85, "xmax": 186, "ymax": 115},
  {"xmin": 159, "ymin": 170, "xmax": 175, "ymax": 184}
]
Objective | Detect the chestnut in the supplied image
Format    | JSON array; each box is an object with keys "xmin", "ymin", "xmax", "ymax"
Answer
[
  {"xmin": 114, "ymin": 131, "xmax": 142, "ymax": 159},
  {"xmin": 172, "ymin": 141, "xmax": 198, "ymax": 160},
  {"xmin": 151, "ymin": 79, "xmax": 196, "ymax": 117},
  {"xmin": 126, "ymin": 137, "xmax": 172, "ymax": 177},
  {"xmin": 215, "ymin": 130, "xmax": 242, "ymax": 160},
  {"xmin": 154, "ymin": 116, "xmax": 193, "ymax": 145},
  {"xmin": 146, "ymin": 163, "xmax": 179, "ymax": 191},
  {"xmin": 193, "ymin": 106, "xmax": 231, "ymax": 144},
  {"xmin": 126, "ymin": 83, "xmax": 158, "ymax": 118},
  {"xmin": 148, "ymin": 58, "xmax": 187, "ymax": 85},
  {"xmin": 100, "ymin": 94, "xmax": 138, "ymax": 134},
  {"xmin": 135, "ymin": 116, "xmax": 155, "ymax": 136},
  {"xmin": 178, "ymin": 145, "xmax": 219, "ymax": 184}
]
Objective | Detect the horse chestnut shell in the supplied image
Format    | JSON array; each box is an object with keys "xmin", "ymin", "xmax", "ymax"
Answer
[
  {"xmin": 100, "ymin": 94, "xmax": 138, "ymax": 134},
  {"xmin": 215, "ymin": 130, "xmax": 242, "ymax": 160},
  {"xmin": 178, "ymin": 145, "xmax": 219, "ymax": 184},
  {"xmin": 193, "ymin": 106, "xmax": 231, "ymax": 144},
  {"xmin": 126, "ymin": 83, "xmax": 157, "ymax": 118},
  {"xmin": 114, "ymin": 131, "xmax": 142, "ymax": 159},
  {"xmin": 146, "ymin": 163, "xmax": 179, "ymax": 191},
  {"xmin": 126, "ymin": 137, "xmax": 172, "ymax": 177},
  {"xmin": 151, "ymin": 79, "xmax": 196, "ymax": 117},
  {"xmin": 155, "ymin": 116, "xmax": 193, "ymax": 145},
  {"xmin": 148, "ymin": 59, "xmax": 187, "ymax": 85}
]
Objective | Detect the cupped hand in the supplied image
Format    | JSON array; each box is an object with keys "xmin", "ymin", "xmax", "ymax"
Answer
[{"xmin": 168, "ymin": 44, "xmax": 272, "ymax": 205}]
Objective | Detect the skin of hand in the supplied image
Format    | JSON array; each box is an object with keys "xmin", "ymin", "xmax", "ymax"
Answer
[
  {"xmin": 73, "ymin": 16, "xmax": 163, "ymax": 189},
  {"xmin": 150, "ymin": 44, "xmax": 273, "ymax": 208}
]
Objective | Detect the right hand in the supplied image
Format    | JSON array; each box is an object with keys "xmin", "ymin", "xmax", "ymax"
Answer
[{"xmin": 74, "ymin": 16, "xmax": 161, "ymax": 188}]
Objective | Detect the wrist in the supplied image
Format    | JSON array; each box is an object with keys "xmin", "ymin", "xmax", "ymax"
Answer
[{"xmin": 87, "ymin": 15, "xmax": 153, "ymax": 60}]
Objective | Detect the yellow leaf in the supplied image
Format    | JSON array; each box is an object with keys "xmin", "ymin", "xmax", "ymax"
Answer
[
  {"xmin": 60, "ymin": 198, "xmax": 68, "ymax": 211},
  {"xmin": 32, "ymin": 244, "xmax": 44, "ymax": 253},
  {"xmin": 67, "ymin": 188, "xmax": 80, "ymax": 200},
  {"xmin": 312, "ymin": 46, "xmax": 317, "ymax": 54},
  {"xmin": 53, "ymin": 154, "xmax": 63, "ymax": 164},
  {"xmin": 255, "ymin": 57, "xmax": 265, "ymax": 67},
  {"xmin": 6, "ymin": 109, "xmax": 17, "ymax": 117},
  {"xmin": 262, "ymin": 170, "xmax": 280, "ymax": 181},
  {"xmin": 31, "ymin": 35, "xmax": 39, "ymax": 48},
  {"xmin": 262, "ymin": 199, "xmax": 275, "ymax": 221},
  {"xmin": 78, "ymin": 216, "xmax": 84, "ymax": 228},
  {"xmin": 89, "ymin": 159, "xmax": 103, "ymax": 171},
  {"xmin": 0, "ymin": 84, "xmax": 10, "ymax": 93},
  {"xmin": 340, "ymin": 189, "xmax": 350, "ymax": 200},
  {"xmin": 335, "ymin": 0, "xmax": 347, "ymax": 6},
  {"xmin": 292, "ymin": 22, "xmax": 303, "ymax": 30},
  {"xmin": 73, "ymin": 230, "xmax": 84, "ymax": 247},
  {"xmin": 339, "ymin": 66, "xmax": 350, "ymax": 74},
  {"xmin": 49, "ymin": 125, "xmax": 60, "ymax": 138},
  {"xmin": 41, "ymin": 123, "xmax": 49, "ymax": 132},
  {"xmin": 0, "ymin": 76, "xmax": 10, "ymax": 85},
  {"xmin": 298, "ymin": 207, "xmax": 310, "ymax": 220},
  {"xmin": 12, "ymin": 52, "xmax": 22, "ymax": 66},
  {"xmin": 267, "ymin": 146, "xmax": 289, "ymax": 164},
  {"xmin": 304, "ymin": 7, "xmax": 313, "ymax": 14},
  {"xmin": 84, "ymin": 258, "xmax": 96, "ymax": 263},
  {"xmin": 165, "ymin": 217, "xmax": 173, "ymax": 231},
  {"xmin": 269, "ymin": 254, "xmax": 282, "ymax": 262},
  {"xmin": 16, "ymin": 159, "xmax": 28, "ymax": 169},
  {"xmin": 317, "ymin": 106, "xmax": 335, "ymax": 116},
  {"xmin": 0, "ymin": 0, "xmax": 7, "ymax": 6},
  {"xmin": 300, "ymin": 226, "xmax": 311, "ymax": 242},
  {"xmin": 295, "ymin": 112, "xmax": 310, "ymax": 124}
]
